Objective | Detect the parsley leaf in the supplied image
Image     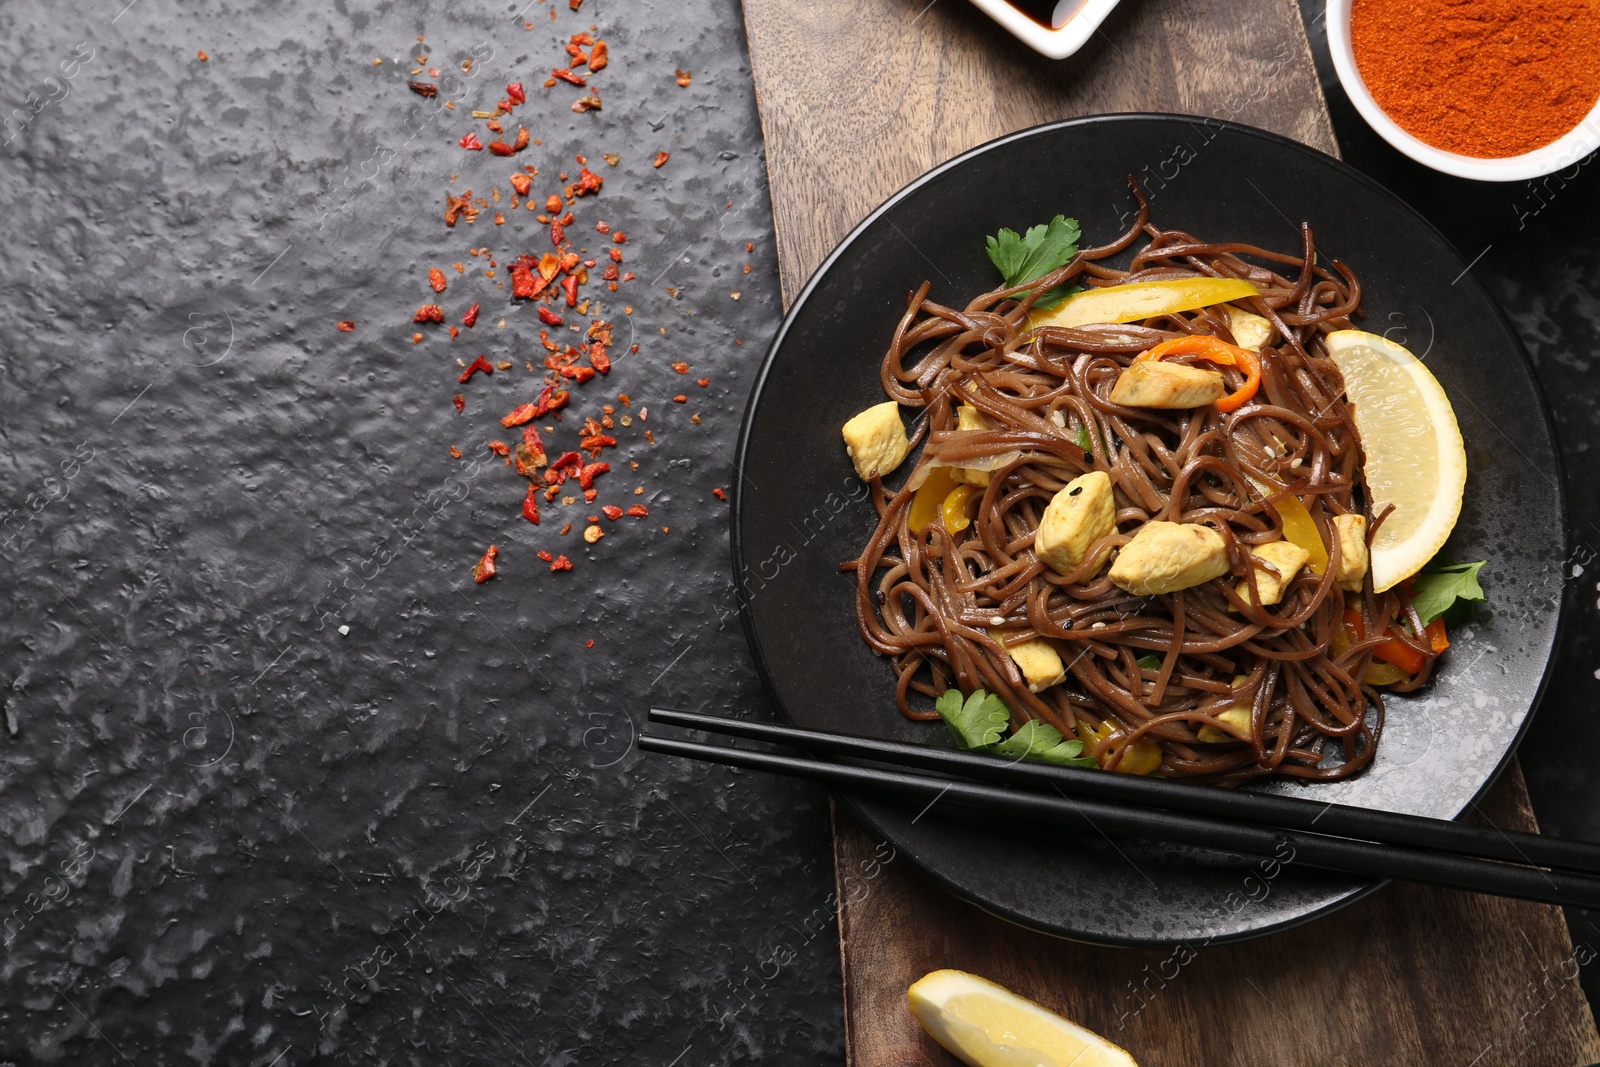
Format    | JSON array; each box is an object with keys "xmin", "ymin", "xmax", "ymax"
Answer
[
  {"xmin": 1409, "ymin": 554, "xmax": 1487, "ymax": 625},
  {"xmin": 1134, "ymin": 654, "xmax": 1162, "ymax": 670},
  {"xmin": 990, "ymin": 719, "xmax": 1098, "ymax": 768},
  {"xmin": 985, "ymin": 216, "xmax": 1082, "ymax": 310},
  {"xmin": 935, "ymin": 690, "xmax": 1099, "ymax": 768},
  {"xmin": 934, "ymin": 688, "xmax": 1011, "ymax": 750},
  {"xmin": 1071, "ymin": 420, "xmax": 1112, "ymax": 457}
]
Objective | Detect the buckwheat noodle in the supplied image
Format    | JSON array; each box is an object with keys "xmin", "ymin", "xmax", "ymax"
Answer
[{"xmin": 845, "ymin": 179, "xmax": 1435, "ymax": 785}]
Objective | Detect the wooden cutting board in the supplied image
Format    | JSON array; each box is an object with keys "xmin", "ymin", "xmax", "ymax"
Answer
[{"xmin": 738, "ymin": 0, "xmax": 1600, "ymax": 1062}]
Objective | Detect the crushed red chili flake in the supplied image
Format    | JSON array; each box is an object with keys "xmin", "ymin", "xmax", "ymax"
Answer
[
  {"xmin": 513, "ymin": 127, "xmax": 530, "ymax": 152},
  {"xmin": 428, "ymin": 267, "xmax": 447, "ymax": 292},
  {"xmin": 612, "ymin": 231, "xmax": 627, "ymax": 244},
  {"xmin": 675, "ymin": 69, "xmax": 692, "ymax": 87},
  {"xmin": 671, "ymin": 362, "xmax": 689, "ymax": 374},
  {"xmin": 713, "ymin": 487, "xmax": 726, "ymax": 500},
  {"xmin": 462, "ymin": 303, "xmax": 480, "ymax": 327},
  {"xmin": 408, "ymin": 80, "xmax": 438, "ymax": 97},
  {"xmin": 412, "ymin": 332, "xmax": 423, "ymax": 344},
  {"xmin": 450, "ymin": 445, "xmax": 463, "ymax": 458},
  {"xmin": 587, "ymin": 345, "xmax": 610, "ymax": 374},
  {"xmin": 473, "ymin": 544, "xmax": 498, "ymax": 583},
  {"xmin": 627, "ymin": 504, "xmax": 649, "ymax": 517},
  {"xmin": 459, "ymin": 356, "xmax": 493, "ymax": 383},
  {"xmin": 552, "ymin": 68, "xmax": 587, "ymax": 87},
  {"xmin": 747, "ymin": 242, "xmax": 754, "ymax": 252},
  {"xmin": 603, "ymin": 153, "xmax": 620, "ymax": 166},
  {"xmin": 506, "ymin": 81, "xmax": 526, "ymax": 105},
  {"xmin": 561, "ymin": 275, "xmax": 579, "ymax": 307},
  {"xmin": 575, "ymin": 168, "xmax": 603, "ymax": 195},
  {"xmin": 452, "ymin": 393, "xmax": 466, "ymax": 413},
  {"xmin": 607, "ymin": 248, "xmax": 622, "ymax": 262},
  {"xmin": 522, "ymin": 485, "xmax": 541, "ymax": 524},
  {"xmin": 444, "ymin": 191, "xmax": 477, "ymax": 227},
  {"xmin": 486, "ymin": 119, "xmax": 504, "ymax": 134},
  {"xmin": 501, "ymin": 403, "xmax": 540, "ymax": 428},
  {"xmin": 578, "ymin": 462, "xmax": 609, "ymax": 489},
  {"xmin": 487, "ymin": 440, "xmax": 511, "ymax": 457},
  {"xmin": 550, "ymin": 220, "xmax": 565, "ymax": 246},
  {"xmin": 589, "ymin": 40, "xmax": 608, "ymax": 71},
  {"xmin": 559, "ymin": 522, "xmax": 573, "ymax": 535},
  {"xmin": 580, "ymin": 433, "xmax": 617, "ymax": 455},
  {"xmin": 550, "ymin": 554, "xmax": 573, "ymax": 571},
  {"xmin": 489, "ymin": 140, "xmax": 515, "ymax": 156},
  {"xmin": 414, "ymin": 304, "xmax": 445, "ymax": 323},
  {"xmin": 653, "ymin": 151, "xmax": 670, "ymax": 168},
  {"xmin": 622, "ymin": 272, "xmax": 636, "ymax": 282},
  {"xmin": 672, "ymin": 394, "xmax": 688, "ymax": 403},
  {"xmin": 572, "ymin": 95, "xmax": 601, "ymax": 113},
  {"xmin": 696, "ymin": 377, "xmax": 709, "ymax": 387},
  {"xmin": 537, "ymin": 307, "xmax": 564, "ymax": 327},
  {"xmin": 511, "ymin": 264, "xmax": 543, "ymax": 299},
  {"xmin": 601, "ymin": 505, "xmax": 623, "ymax": 520},
  {"xmin": 336, "ymin": 320, "xmax": 354, "ymax": 332},
  {"xmin": 459, "ymin": 133, "xmax": 484, "ymax": 151},
  {"xmin": 509, "ymin": 173, "xmax": 532, "ymax": 196},
  {"xmin": 537, "ymin": 550, "xmax": 553, "ymax": 562},
  {"xmin": 586, "ymin": 638, "xmax": 595, "ymax": 648},
  {"xmin": 449, "ymin": 325, "xmax": 460, "ymax": 337}
]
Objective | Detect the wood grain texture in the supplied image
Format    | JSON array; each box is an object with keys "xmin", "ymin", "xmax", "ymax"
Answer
[
  {"xmin": 742, "ymin": 0, "xmax": 1600, "ymax": 1061},
  {"xmin": 743, "ymin": 0, "xmax": 1337, "ymax": 304},
  {"xmin": 833, "ymin": 761, "xmax": 1600, "ymax": 1066}
]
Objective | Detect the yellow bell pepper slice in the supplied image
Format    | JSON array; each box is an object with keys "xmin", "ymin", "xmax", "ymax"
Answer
[
  {"xmin": 1249, "ymin": 476, "xmax": 1330, "ymax": 575},
  {"xmin": 941, "ymin": 484, "xmax": 978, "ymax": 534},
  {"xmin": 909, "ymin": 467, "xmax": 962, "ymax": 534},
  {"xmin": 1088, "ymin": 721, "xmax": 1162, "ymax": 775},
  {"xmin": 1029, "ymin": 277, "xmax": 1261, "ymax": 331}
]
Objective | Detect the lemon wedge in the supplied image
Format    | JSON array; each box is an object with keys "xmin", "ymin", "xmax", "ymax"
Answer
[
  {"xmin": 908, "ymin": 969, "xmax": 1139, "ymax": 1067},
  {"xmin": 1325, "ymin": 330, "xmax": 1466, "ymax": 592}
]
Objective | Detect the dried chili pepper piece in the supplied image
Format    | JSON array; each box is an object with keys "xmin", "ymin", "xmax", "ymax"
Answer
[
  {"xmin": 501, "ymin": 403, "xmax": 539, "ymax": 428},
  {"xmin": 550, "ymin": 220, "xmax": 565, "ymax": 246},
  {"xmin": 489, "ymin": 140, "xmax": 514, "ymax": 156},
  {"xmin": 672, "ymin": 394, "xmax": 688, "ymax": 403},
  {"xmin": 414, "ymin": 304, "xmax": 445, "ymax": 323},
  {"xmin": 335, "ymin": 320, "xmax": 355, "ymax": 332},
  {"xmin": 560, "ymin": 275, "xmax": 579, "ymax": 307},
  {"xmin": 576, "ymin": 168, "xmax": 603, "ymax": 195},
  {"xmin": 531, "ymin": 386, "xmax": 570, "ymax": 418},
  {"xmin": 459, "ymin": 356, "xmax": 493, "ymax": 383},
  {"xmin": 696, "ymin": 378, "xmax": 709, "ymax": 387},
  {"xmin": 587, "ymin": 344, "xmax": 610, "ymax": 374},
  {"xmin": 506, "ymin": 81, "xmax": 526, "ymax": 105},
  {"xmin": 459, "ymin": 133, "xmax": 484, "ymax": 151},
  {"xmin": 510, "ymin": 264, "xmax": 541, "ymax": 300},
  {"xmin": 671, "ymin": 362, "xmax": 689, "ymax": 374},
  {"xmin": 550, "ymin": 554, "xmax": 573, "ymax": 572},
  {"xmin": 487, "ymin": 440, "xmax": 510, "ymax": 457},
  {"xmin": 522, "ymin": 485, "xmax": 541, "ymax": 524},
  {"xmin": 675, "ymin": 69, "xmax": 692, "ymax": 87},
  {"xmin": 653, "ymin": 151, "xmax": 669, "ymax": 169},
  {"xmin": 537, "ymin": 307, "xmax": 564, "ymax": 327},
  {"xmin": 452, "ymin": 393, "xmax": 465, "ymax": 413},
  {"xmin": 408, "ymin": 80, "xmax": 438, "ymax": 97},
  {"xmin": 428, "ymin": 268, "xmax": 447, "ymax": 292},
  {"xmin": 588, "ymin": 40, "xmax": 608, "ymax": 72},
  {"xmin": 552, "ymin": 68, "xmax": 587, "ymax": 87},
  {"xmin": 601, "ymin": 505, "xmax": 623, "ymax": 521},
  {"xmin": 462, "ymin": 303, "xmax": 480, "ymax": 327},
  {"xmin": 712, "ymin": 487, "xmax": 727, "ymax": 500},
  {"xmin": 572, "ymin": 95, "xmax": 601, "ymax": 113},
  {"xmin": 509, "ymin": 173, "xmax": 532, "ymax": 196},
  {"xmin": 578, "ymin": 462, "xmax": 609, "ymax": 490},
  {"xmin": 626, "ymin": 504, "xmax": 649, "ymax": 517},
  {"xmin": 512, "ymin": 126, "xmax": 529, "ymax": 152},
  {"xmin": 537, "ymin": 550, "xmax": 553, "ymax": 562},
  {"xmin": 473, "ymin": 545, "xmax": 499, "ymax": 583},
  {"xmin": 580, "ymin": 433, "xmax": 617, "ymax": 454}
]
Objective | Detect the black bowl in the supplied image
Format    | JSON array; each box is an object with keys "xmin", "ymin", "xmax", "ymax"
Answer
[{"xmin": 732, "ymin": 114, "xmax": 1565, "ymax": 945}]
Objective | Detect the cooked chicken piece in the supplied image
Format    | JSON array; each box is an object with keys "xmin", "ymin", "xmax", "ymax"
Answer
[
  {"xmin": 1108, "ymin": 360, "xmax": 1226, "ymax": 409},
  {"xmin": 1034, "ymin": 471, "xmax": 1115, "ymax": 577},
  {"xmin": 841, "ymin": 401, "xmax": 909, "ymax": 480},
  {"xmin": 1236, "ymin": 540, "xmax": 1311, "ymax": 607},
  {"xmin": 1109, "ymin": 521, "xmax": 1230, "ymax": 595},
  {"xmin": 1224, "ymin": 306, "xmax": 1275, "ymax": 351},
  {"xmin": 997, "ymin": 636, "xmax": 1066, "ymax": 692},
  {"xmin": 1332, "ymin": 514, "xmax": 1369, "ymax": 592},
  {"xmin": 1196, "ymin": 676, "xmax": 1254, "ymax": 742},
  {"xmin": 951, "ymin": 404, "xmax": 992, "ymax": 486}
]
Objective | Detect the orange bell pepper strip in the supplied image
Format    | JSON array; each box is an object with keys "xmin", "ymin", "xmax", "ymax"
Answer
[
  {"xmin": 1425, "ymin": 616, "xmax": 1449, "ymax": 654},
  {"xmin": 1342, "ymin": 606, "xmax": 1429, "ymax": 674},
  {"xmin": 1134, "ymin": 335, "xmax": 1262, "ymax": 413}
]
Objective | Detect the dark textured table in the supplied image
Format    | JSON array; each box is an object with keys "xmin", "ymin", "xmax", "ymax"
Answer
[
  {"xmin": 0, "ymin": 1, "xmax": 841, "ymax": 1062},
  {"xmin": 2, "ymin": 1, "xmax": 1598, "ymax": 1064}
]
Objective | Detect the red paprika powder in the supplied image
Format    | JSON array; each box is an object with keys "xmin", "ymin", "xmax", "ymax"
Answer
[{"xmin": 1351, "ymin": 0, "xmax": 1600, "ymax": 158}]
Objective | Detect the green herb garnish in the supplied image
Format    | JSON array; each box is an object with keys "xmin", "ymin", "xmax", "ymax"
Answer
[
  {"xmin": 1134, "ymin": 654, "xmax": 1162, "ymax": 671},
  {"xmin": 1409, "ymin": 554, "xmax": 1487, "ymax": 626},
  {"xmin": 985, "ymin": 216, "xmax": 1082, "ymax": 310},
  {"xmin": 935, "ymin": 688, "xmax": 1098, "ymax": 768}
]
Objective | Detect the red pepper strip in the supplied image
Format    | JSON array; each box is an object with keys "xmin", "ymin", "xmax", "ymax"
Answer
[
  {"xmin": 501, "ymin": 403, "xmax": 539, "ymax": 428},
  {"xmin": 1425, "ymin": 616, "xmax": 1449, "ymax": 654},
  {"xmin": 506, "ymin": 81, "xmax": 526, "ymax": 104},
  {"xmin": 522, "ymin": 486, "xmax": 541, "ymax": 525},
  {"xmin": 459, "ymin": 133, "xmax": 483, "ymax": 151},
  {"xmin": 561, "ymin": 275, "xmax": 579, "ymax": 307},
  {"xmin": 462, "ymin": 303, "xmax": 480, "ymax": 327},
  {"xmin": 459, "ymin": 356, "xmax": 493, "ymax": 383},
  {"xmin": 488, "ymin": 141, "xmax": 514, "ymax": 157},
  {"xmin": 473, "ymin": 545, "xmax": 498, "ymax": 583},
  {"xmin": 538, "ymin": 307, "xmax": 564, "ymax": 327},
  {"xmin": 1135, "ymin": 335, "xmax": 1262, "ymax": 413},
  {"xmin": 552, "ymin": 68, "xmax": 587, "ymax": 86}
]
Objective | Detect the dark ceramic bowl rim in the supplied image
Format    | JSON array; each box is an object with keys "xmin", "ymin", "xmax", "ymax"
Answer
[{"xmin": 730, "ymin": 112, "xmax": 1568, "ymax": 946}]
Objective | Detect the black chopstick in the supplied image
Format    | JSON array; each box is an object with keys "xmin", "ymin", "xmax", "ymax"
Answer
[
  {"xmin": 648, "ymin": 707, "xmax": 1600, "ymax": 876},
  {"xmin": 637, "ymin": 731, "xmax": 1600, "ymax": 910}
]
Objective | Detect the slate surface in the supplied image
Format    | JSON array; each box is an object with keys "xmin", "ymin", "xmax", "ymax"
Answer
[{"xmin": 0, "ymin": 1, "xmax": 842, "ymax": 1063}]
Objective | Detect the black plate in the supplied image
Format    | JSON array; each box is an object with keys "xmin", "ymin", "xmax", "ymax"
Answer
[{"xmin": 732, "ymin": 115, "xmax": 1565, "ymax": 945}]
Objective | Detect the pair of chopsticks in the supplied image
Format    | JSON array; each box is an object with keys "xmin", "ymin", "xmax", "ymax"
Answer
[{"xmin": 639, "ymin": 708, "xmax": 1600, "ymax": 910}]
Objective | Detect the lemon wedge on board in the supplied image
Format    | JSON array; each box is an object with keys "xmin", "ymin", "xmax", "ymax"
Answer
[
  {"xmin": 908, "ymin": 969, "xmax": 1140, "ymax": 1067},
  {"xmin": 1325, "ymin": 330, "xmax": 1466, "ymax": 592}
]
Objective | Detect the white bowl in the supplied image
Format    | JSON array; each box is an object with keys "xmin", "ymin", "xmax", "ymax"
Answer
[
  {"xmin": 967, "ymin": 0, "xmax": 1123, "ymax": 60},
  {"xmin": 1325, "ymin": 0, "xmax": 1600, "ymax": 182}
]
